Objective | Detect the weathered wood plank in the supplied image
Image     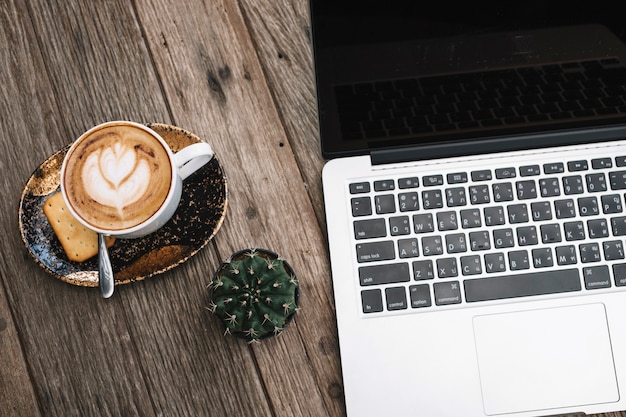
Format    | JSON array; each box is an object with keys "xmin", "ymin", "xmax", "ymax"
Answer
[
  {"xmin": 0, "ymin": 287, "xmax": 41, "ymax": 417},
  {"xmin": 4, "ymin": 0, "xmax": 624, "ymax": 416},
  {"xmin": 3, "ymin": 0, "xmax": 270, "ymax": 415},
  {"xmin": 137, "ymin": 0, "xmax": 343, "ymax": 415},
  {"xmin": 238, "ymin": 0, "xmax": 327, "ymax": 227},
  {"xmin": 1, "ymin": 0, "xmax": 66, "ymax": 415}
]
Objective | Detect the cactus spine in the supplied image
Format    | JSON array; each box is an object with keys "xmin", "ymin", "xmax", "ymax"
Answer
[{"xmin": 209, "ymin": 249, "xmax": 299, "ymax": 342}]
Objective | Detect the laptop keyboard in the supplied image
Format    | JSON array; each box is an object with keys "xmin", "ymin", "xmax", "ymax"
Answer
[
  {"xmin": 350, "ymin": 149, "xmax": 626, "ymax": 314},
  {"xmin": 336, "ymin": 59, "xmax": 626, "ymax": 141}
]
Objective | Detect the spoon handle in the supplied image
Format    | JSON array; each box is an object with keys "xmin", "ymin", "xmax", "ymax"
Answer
[{"xmin": 98, "ymin": 233, "xmax": 115, "ymax": 298}]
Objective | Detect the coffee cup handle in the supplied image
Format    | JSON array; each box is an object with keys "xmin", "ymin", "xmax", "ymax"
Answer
[{"xmin": 174, "ymin": 142, "xmax": 214, "ymax": 180}]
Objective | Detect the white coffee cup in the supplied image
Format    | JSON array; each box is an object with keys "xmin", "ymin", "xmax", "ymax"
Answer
[{"xmin": 60, "ymin": 121, "xmax": 213, "ymax": 239}]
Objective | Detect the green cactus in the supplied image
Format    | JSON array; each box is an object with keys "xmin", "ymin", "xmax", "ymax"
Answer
[{"xmin": 208, "ymin": 248, "xmax": 299, "ymax": 343}]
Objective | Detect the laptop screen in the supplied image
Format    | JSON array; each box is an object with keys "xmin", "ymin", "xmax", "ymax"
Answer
[{"xmin": 311, "ymin": 0, "xmax": 626, "ymax": 160}]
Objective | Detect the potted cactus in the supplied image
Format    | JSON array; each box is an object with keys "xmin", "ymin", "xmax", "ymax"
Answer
[{"xmin": 208, "ymin": 248, "xmax": 300, "ymax": 343}]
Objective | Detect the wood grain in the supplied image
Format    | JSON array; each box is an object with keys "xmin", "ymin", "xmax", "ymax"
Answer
[
  {"xmin": 1, "ymin": 0, "xmax": 625, "ymax": 416},
  {"xmin": 137, "ymin": 0, "xmax": 343, "ymax": 414}
]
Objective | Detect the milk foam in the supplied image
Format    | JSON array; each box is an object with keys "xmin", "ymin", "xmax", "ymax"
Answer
[
  {"xmin": 81, "ymin": 142, "xmax": 151, "ymax": 212},
  {"xmin": 63, "ymin": 123, "xmax": 173, "ymax": 231}
]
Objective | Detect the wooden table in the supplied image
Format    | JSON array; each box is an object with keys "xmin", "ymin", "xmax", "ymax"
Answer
[{"xmin": 0, "ymin": 1, "xmax": 622, "ymax": 416}]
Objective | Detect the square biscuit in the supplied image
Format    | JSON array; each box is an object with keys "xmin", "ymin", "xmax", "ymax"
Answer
[{"xmin": 43, "ymin": 192, "xmax": 115, "ymax": 262}]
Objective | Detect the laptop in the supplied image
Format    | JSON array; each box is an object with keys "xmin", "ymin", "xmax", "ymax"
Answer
[{"xmin": 312, "ymin": 1, "xmax": 626, "ymax": 416}]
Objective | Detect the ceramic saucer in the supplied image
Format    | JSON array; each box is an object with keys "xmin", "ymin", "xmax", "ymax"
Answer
[{"xmin": 18, "ymin": 123, "xmax": 228, "ymax": 287}]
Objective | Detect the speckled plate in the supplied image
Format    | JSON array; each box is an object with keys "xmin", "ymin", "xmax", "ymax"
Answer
[{"xmin": 18, "ymin": 123, "xmax": 228, "ymax": 287}]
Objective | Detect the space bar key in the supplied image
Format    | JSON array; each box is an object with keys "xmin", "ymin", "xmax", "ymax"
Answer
[{"xmin": 464, "ymin": 269, "xmax": 581, "ymax": 303}]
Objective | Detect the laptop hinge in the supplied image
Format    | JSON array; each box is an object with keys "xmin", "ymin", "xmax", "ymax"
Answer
[{"xmin": 370, "ymin": 126, "xmax": 626, "ymax": 166}]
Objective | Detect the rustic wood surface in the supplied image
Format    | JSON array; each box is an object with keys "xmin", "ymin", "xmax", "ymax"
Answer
[{"xmin": 0, "ymin": 1, "xmax": 623, "ymax": 416}]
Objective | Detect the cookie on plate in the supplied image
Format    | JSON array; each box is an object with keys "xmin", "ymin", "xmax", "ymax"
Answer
[{"xmin": 43, "ymin": 192, "xmax": 115, "ymax": 262}]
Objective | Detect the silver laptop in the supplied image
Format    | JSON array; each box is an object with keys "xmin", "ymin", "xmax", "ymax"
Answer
[{"xmin": 312, "ymin": 1, "xmax": 626, "ymax": 416}]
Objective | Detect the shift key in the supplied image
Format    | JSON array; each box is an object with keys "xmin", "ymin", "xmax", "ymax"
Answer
[{"xmin": 360, "ymin": 263, "xmax": 410, "ymax": 286}]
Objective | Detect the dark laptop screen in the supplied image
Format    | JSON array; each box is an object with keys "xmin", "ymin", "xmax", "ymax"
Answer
[{"xmin": 311, "ymin": 0, "xmax": 626, "ymax": 160}]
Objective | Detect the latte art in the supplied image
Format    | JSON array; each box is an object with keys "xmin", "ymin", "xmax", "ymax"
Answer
[
  {"xmin": 82, "ymin": 143, "xmax": 150, "ymax": 211},
  {"xmin": 62, "ymin": 123, "xmax": 173, "ymax": 231}
]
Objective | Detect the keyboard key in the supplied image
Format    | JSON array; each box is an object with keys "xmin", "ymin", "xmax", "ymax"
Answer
[
  {"xmin": 563, "ymin": 175, "xmax": 584, "ymax": 194},
  {"xmin": 437, "ymin": 211, "xmax": 458, "ymax": 231},
  {"xmin": 484, "ymin": 206, "xmax": 506, "ymax": 226},
  {"xmin": 613, "ymin": 264, "xmax": 626, "ymax": 286},
  {"xmin": 580, "ymin": 243, "xmax": 601, "ymax": 263},
  {"xmin": 413, "ymin": 213, "xmax": 435, "ymax": 233},
  {"xmin": 361, "ymin": 289, "xmax": 383, "ymax": 313},
  {"xmin": 484, "ymin": 253, "xmax": 506, "ymax": 273},
  {"xmin": 564, "ymin": 221, "xmax": 585, "ymax": 241},
  {"xmin": 422, "ymin": 190, "xmax": 444, "ymax": 209},
  {"xmin": 592, "ymin": 158, "xmax": 612, "ymax": 169},
  {"xmin": 603, "ymin": 240, "xmax": 625, "ymax": 260},
  {"xmin": 568, "ymin": 160, "xmax": 588, "ymax": 171},
  {"xmin": 398, "ymin": 238, "xmax": 419, "ymax": 258},
  {"xmin": 540, "ymin": 223, "xmax": 562, "ymax": 243},
  {"xmin": 517, "ymin": 226, "xmax": 538, "ymax": 246},
  {"xmin": 354, "ymin": 218, "xmax": 386, "ymax": 239},
  {"xmin": 398, "ymin": 177, "xmax": 419, "ymax": 189},
  {"xmin": 609, "ymin": 171, "xmax": 626, "ymax": 190},
  {"xmin": 583, "ymin": 266, "xmax": 611, "ymax": 289},
  {"xmin": 578, "ymin": 196, "xmax": 599, "ymax": 216},
  {"xmin": 532, "ymin": 248, "xmax": 554, "ymax": 268},
  {"xmin": 389, "ymin": 216, "xmax": 411, "ymax": 236},
  {"xmin": 461, "ymin": 208, "xmax": 482, "ymax": 228},
  {"xmin": 586, "ymin": 173, "xmax": 607, "ymax": 192},
  {"xmin": 587, "ymin": 219, "xmax": 609, "ymax": 238},
  {"xmin": 544, "ymin": 162, "xmax": 565, "ymax": 174},
  {"xmin": 442, "ymin": 233, "xmax": 466, "ymax": 254},
  {"xmin": 555, "ymin": 199, "xmax": 576, "ymax": 218},
  {"xmin": 398, "ymin": 192, "xmax": 419, "ymax": 211},
  {"xmin": 434, "ymin": 281, "xmax": 462, "ymax": 305},
  {"xmin": 494, "ymin": 228, "xmax": 515, "ymax": 248},
  {"xmin": 612, "ymin": 216, "xmax": 626, "ymax": 236},
  {"xmin": 350, "ymin": 182, "xmax": 370, "ymax": 194},
  {"xmin": 495, "ymin": 167, "xmax": 516, "ymax": 179},
  {"xmin": 508, "ymin": 204, "xmax": 529, "ymax": 223},
  {"xmin": 375, "ymin": 194, "xmax": 396, "ymax": 214},
  {"xmin": 539, "ymin": 178, "xmax": 561, "ymax": 197},
  {"xmin": 422, "ymin": 236, "xmax": 444, "ymax": 256},
  {"xmin": 492, "ymin": 182, "xmax": 514, "ymax": 202},
  {"xmin": 516, "ymin": 180, "xmax": 537, "ymax": 199},
  {"xmin": 509, "ymin": 250, "xmax": 530, "ymax": 270},
  {"xmin": 520, "ymin": 165, "xmax": 541, "ymax": 176},
  {"xmin": 461, "ymin": 255, "xmax": 482, "ymax": 275},
  {"xmin": 359, "ymin": 263, "xmax": 410, "ymax": 286},
  {"xmin": 423, "ymin": 175, "xmax": 444, "ymax": 186},
  {"xmin": 556, "ymin": 245, "xmax": 577, "ymax": 265},
  {"xmin": 471, "ymin": 170, "xmax": 492, "ymax": 181},
  {"xmin": 412, "ymin": 260, "xmax": 434, "ymax": 280},
  {"xmin": 470, "ymin": 185, "xmax": 490, "ymax": 204},
  {"xmin": 409, "ymin": 284, "xmax": 432, "ymax": 308},
  {"xmin": 601, "ymin": 194, "xmax": 623, "ymax": 213},
  {"xmin": 374, "ymin": 179, "xmax": 395, "ymax": 191},
  {"xmin": 386, "ymin": 287, "xmax": 408, "ymax": 310},
  {"xmin": 356, "ymin": 241, "xmax": 395, "ymax": 263},
  {"xmin": 469, "ymin": 231, "xmax": 491, "ymax": 251},
  {"xmin": 351, "ymin": 197, "xmax": 372, "ymax": 216},
  {"xmin": 464, "ymin": 268, "xmax": 581, "ymax": 302},
  {"xmin": 447, "ymin": 172, "xmax": 468, "ymax": 184},
  {"xmin": 445, "ymin": 187, "xmax": 467, "ymax": 207},
  {"xmin": 531, "ymin": 201, "xmax": 552, "ymax": 221},
  {"xmin": 437, "ymin": 258, "xmax": 458, "ymax": 278}
]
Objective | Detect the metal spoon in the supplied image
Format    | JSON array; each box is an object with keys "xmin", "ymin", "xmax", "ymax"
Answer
[{"xmin": 98, "ymin": 233, "xmax": 114, "ymax": 298}]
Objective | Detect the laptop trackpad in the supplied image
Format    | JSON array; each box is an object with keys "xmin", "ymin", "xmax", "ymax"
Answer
[{"xmin": 473, "ymin": 303, "xmax": 618, "ymax": 415}]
